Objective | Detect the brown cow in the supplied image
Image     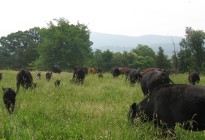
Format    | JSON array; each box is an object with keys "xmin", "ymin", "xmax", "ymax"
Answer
[
  {"xmin": 88, "ymin": 68, "xmax": 97, "ymax": 74},
  {"xmin": 111, "ymin": 67, "xmax": 133, "ymax": 79}
]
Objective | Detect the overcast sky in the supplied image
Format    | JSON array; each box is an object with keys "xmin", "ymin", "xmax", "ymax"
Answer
[{"xmin": 1, "ymin": 0, "xmax": 205, "ymax": 37}]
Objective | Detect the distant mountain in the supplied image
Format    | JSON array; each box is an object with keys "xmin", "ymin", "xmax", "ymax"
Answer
[{"xmin": 90, "ymin": 32, "xmax": 183, "ymax": 57}]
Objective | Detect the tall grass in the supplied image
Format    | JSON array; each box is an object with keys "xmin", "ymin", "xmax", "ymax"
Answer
[{"xmin": 0, "ymin": 70, "xmax": 205, "ymax": 139}]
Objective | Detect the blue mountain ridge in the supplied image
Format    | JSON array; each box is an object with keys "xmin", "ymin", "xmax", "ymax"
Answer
[{"xmin": 90, "ymin": 32, "xmax": 183, "ymax": 57}]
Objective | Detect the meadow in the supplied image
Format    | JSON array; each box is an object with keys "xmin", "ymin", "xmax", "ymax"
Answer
[{"xmin": 0, "ymin": 70, "xmax": 205, "ymax": 140}]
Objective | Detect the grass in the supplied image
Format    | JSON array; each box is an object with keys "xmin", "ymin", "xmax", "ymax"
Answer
[{"xmin": 0, "ymin": 70, "xmax": 205, "ymax": 139}]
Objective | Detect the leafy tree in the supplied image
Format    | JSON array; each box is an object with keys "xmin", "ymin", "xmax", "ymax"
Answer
[
  {"xmin": 101, "ymin": 50, "xmax": 113, "ymax": 71},
  {"xmin": 156, "ymin": 47, "xmax": 171, "ymax": 69},
  {"xmin": 177, "ymin": 49, "xmax": 192, "ymax": 72},
  {"xmin": 34, "ymin": 18, "xmax": 93, "ymax": 70},
  {"xmin": 92, "ymin": 49, "xmax": 103, "ymax": 68},
  {"xmin": 179, "ymin": 27, "xmax": 205, "ymax": 71},
  {"xmin": 130, "ymin": 44, "xmax": 156, "ymax": 69},
  {"xmin": 0, "ymin": 27, "xmax": 40, "ymax": 69},
  {"xmin": 132, "ymin": 44, "xmax": 156, "ymax": 58}
]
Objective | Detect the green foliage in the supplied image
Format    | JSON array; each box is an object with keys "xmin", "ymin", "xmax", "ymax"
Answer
[
  {"xmin": 179, "ymin": 27, "xmax": 205, "ymax": 71},
  {"xmin": 0, "ymin": 71, "xmax": 205, "ymax": 139},
  {"xmin": 34, "ymin": 18, "xmax": 93, "ymax": 70},
  {"xmin": 0, "ymin": 28, "xmax": 40, "ymax": 69},
  {"xmin": 156, "ymin": 47, "xmax": 171, "ymax": 69}
]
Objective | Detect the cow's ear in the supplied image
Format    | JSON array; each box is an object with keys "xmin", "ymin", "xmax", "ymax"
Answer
[{"xmin": 2, "ymin": 87, "xmax": 5, "ymax": 91}]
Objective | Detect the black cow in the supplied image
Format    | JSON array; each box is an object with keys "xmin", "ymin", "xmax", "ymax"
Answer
[
  {"xmin": 140, "ymin": 69, "xmax": 174, "ymax": 96},
  {"xmin": 111, "ymin": 67, "xmax": 133, "ymax": 79},
  {"xmin": 188, "ymin": 72, "xmax": 200, "ymax": 85},
  {"xmin": 0, "ymin": 73, "xmax": 3, "ymax": 81},
  {"xmin": 97, "ymin": 68, "xmax": 103, "ymax": 78},
  {"xmin": 36, "ymin": 72, "xmax": 41, "ymax": 79},
  {"xmin": 128, "ymin": 84, "xmax": 205, "ymax": 137},
  {"xmin": 52, "ymin": 65, "xmax": 61, "ymax": 73},
  {"xmin": 111, "ymin": 67, "xmax": 121, "ymax": 78},
  {"xmin": 73, "ymin": 67, "xmax": 86, "ymax": 84},
  {"xmin": 16, "ymin": 70, "xmax": 36, "ymax": 93},
  {"xmin": 72, "ymin": 66, "xmax": 88, "ymax": 81},
  {"xmin": 46, "ymin": 72, "xmax": 52, "ymax": 81},
  {"xmin": 2, "ymin": 87, "xmax": 16, "ymax": 113},
  {"xmin": 128, "ymin": 69, "xmax": 142, "ymax": 85},
  {"xmin": 54, "ymin": 80, "xmax": 61, "ymax": 87}
]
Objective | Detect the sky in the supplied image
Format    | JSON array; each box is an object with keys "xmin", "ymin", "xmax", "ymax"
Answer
[{"xmin": 1, "ymin": 0, "xmax": 205, "ymax": 37}]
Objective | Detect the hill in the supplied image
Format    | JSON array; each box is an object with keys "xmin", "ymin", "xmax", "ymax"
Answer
[{"xmin": 90, "ymin": 32, "xmax": 183, "ymax": 57}]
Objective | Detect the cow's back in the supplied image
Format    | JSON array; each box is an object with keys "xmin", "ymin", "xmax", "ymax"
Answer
[{"xmin": 151, "ymin": 84, "xmax": 205, "ymax": 130}]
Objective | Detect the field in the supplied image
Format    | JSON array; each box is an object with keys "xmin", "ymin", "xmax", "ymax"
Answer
[{"xmin": 0, "ymin": 70, "xmax": 205, "ymax": 140}]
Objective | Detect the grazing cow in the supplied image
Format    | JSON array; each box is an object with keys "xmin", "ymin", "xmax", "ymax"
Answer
[
  {"xmin": 46, "ymin": 72, "xmax": 52, "ymax": 81},
  {"xmin": 0, "ymin": 73, "xmax": 3, "ymax": 81},
  {"xmin": 88, "ymin": 67, "xmax": 97, "ymax": 74},
  {"xmin": 36, "ymin": 72, "xmax": 41, "ymax": 79},
  {"xmin": 188, "ymin": 72, "xmax": 200, "ymax": 85},
  {"xmin": 16, "ymin": 69, "xmax": 36, "ymax": 93},
  {"xmin": 119, "ymin": 67, "xmax": 133, "ymax": 76},
  {"xmin": 128, "ymin": 84, "xmax": 205, "ymax": 136},
  {"xmin": 128, "ymin": 69, "xmax": 142, "ymax": 85},
  {"xmin": 2, "ymin": 87, "xmax": 16, "ymax": 113},
  {"xmin": 140, "ymin": 69, "xmax": 174, "ymax": 96},
  {"xmin": 111, "ymin": 67, "xmax": 133, "ymax": 79},
  {"xmin": 52, "ymin": 65, "xmax": 61, "ymax": 73},
  {"xmin": 54, "ymin": 80, "xmax": 61, "ymax": 87},
  {"xmin": 111, "ymin": 67, "xmax": 121, "ymax": 78}
]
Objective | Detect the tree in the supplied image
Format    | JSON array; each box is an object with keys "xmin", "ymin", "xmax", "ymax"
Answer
[
  {"xmin": 101, "ymin": 50, "xmax": 113, "ymax": 71},
  {"xmin": 130, "ymin": 44, "xmax": 156, "ymax": 69},
  {"xmin": 179, "ymin": 27, "xmax": 205, "ymax": 71},
  {"xmin": 177, "ymin": 49, "xmax": 192, "ymax": 72},
  {"xmin": 34, "ymin": 18, "xmax": 93, "ymax": 70},
  {"xmin": 0, "ymin": 27, "xmax": 40, "ymax": 69},
  {"xmin": 156, "ymin": 47, "xmax": 171, "ymax": 69},
  {"xmin": 92, "ymin": 49, "xmax": 103, "ymax": 68}
]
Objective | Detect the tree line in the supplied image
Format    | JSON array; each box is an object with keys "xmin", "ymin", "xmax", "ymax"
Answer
[{"xmin": 0, "ymin": 18, "xmax": 205, "ymax": 73}]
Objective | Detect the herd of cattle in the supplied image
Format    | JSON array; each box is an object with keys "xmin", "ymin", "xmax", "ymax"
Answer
[
  {"xmin": 1, "ymin": 65, "xmax": 103, "ymax": 114},
  {"xmin": 118, "ymin": 67, "xmax": 204, "ymax": 137},
  {"xmin": 1, "ymin": 65, "xmax": 205, "ymax": 137}
]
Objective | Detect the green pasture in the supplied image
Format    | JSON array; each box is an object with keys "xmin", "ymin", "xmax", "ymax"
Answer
[{"xmin": 0, "ymin": 70, "xmax": 205, "ymax": 140}]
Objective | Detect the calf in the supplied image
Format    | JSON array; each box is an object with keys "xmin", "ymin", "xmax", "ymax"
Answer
[
  {"xmin": 36, "ymin": 72, "xmax": 41, "ymax": 79},
  {"xmin": 128, "ymin": 84, "xmax": 205, "ymax": 136},
  {"xmin": 16, "ymin": 69, "xmax": 36, "ymax": 93},
  {"xmin": 46, "ymin": 72, "xmax": 52, "ymax": 81},
  {"xmin": 188, "ymin": 72, "xmax": 200, "ymax": 85},
  {"xmin": 2, "ymin": 88, "xmax": 16, "ymax": 113},
  {"xmin": 54, "ymin": 80, "xmax": 61, "ymax": 87}
]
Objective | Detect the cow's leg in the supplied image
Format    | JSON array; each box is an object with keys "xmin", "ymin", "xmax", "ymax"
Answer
[{"xmin": 161, "ymin": 122, "xmax": 176, "ymax": 138}]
